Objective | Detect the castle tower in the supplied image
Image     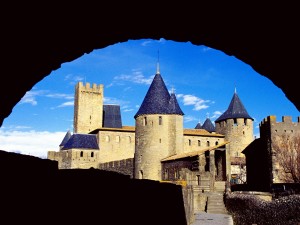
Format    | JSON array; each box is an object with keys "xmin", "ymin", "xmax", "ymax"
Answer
[
  {"xmin": 215, "ymin": 90, "xmax": 254, "ymax": 159},
  {"xmin": 73, "ymin": 82, "xmax": 104, "ymax": 133},
  {"xmin": 134, "ymin": 64, "xmax": 184, "ymax": 181},
  {"xmin": 201, "ymin": 117, "xmax": 215, "ymax": 133}
]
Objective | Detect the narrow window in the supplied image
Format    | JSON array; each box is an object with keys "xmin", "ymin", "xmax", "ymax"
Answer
[
  {"xmin": 139, "ymin": 170, "xmax": 143, "ymax": 179},
  {"xmin": 106, "ymin": 135, "xmax": 110, "ymax": 142},
  {"xmin": 233, "ymin": 118, "xmax": 237, "ymax": 125},
  {"xmin": 244, "ymin": 118, "xmax": 247, "ymax": 125},
  {"xmin": 189, "ymin": 139, "xmax": 191, "ymax": 146},
  {"xmin": 159, "ymin": 138, "xmax": 162, "ymax": 143},
  {"xmin": 80, "ymin": 151, "xmax": 83, "ymax": 157},
  {"xmin": 91, "ymin": 152, "xmax": 94, "ymax": 157},
  {"xmin": 207, "ymin": 141, "xmax": 210, "ymax": 147},
  {"xmin": 116, "ymin": 135, "xmax": 120, "ymax": 142},
  {"xmin": 196, "ymin": 175, "xmax": 200, "ymax": 185},
  {"xmin": 143, "ymin": 117, "xmax": 147, "ymax": 126},
  {"xmin": 159, "ymin": 116, "xmax": 162, "ymax": 125},
  {"xmin": 198, "ymin": 140, "xmax": 201, "ymax": 146},
  {"xmin": 215, "ymin": 141, "xmax": 218, "ymax": 146}
]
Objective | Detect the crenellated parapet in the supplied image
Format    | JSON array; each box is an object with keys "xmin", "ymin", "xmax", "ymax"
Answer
[
  {"xmin": 77, "ymin": 81, "xmax": 103, "ymax": 93},
  {"xmin": 259, "ymin": 115, "xmax": 300, "ymax": 139}
]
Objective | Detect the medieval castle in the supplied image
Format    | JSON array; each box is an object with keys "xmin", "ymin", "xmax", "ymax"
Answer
[{"xmin": 48, "ymin": 63, "xmax": 300, "ymax": 193}]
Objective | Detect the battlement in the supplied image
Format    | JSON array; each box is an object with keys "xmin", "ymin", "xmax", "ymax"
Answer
[
  {"xmin": 77, "ymin": 81, "xmax": 103, "ymax": 92},
  {"xmin": 260, "ymin": 115, "xmax": 300, "ymax": 127},
  {"xmin": 259, "ymin": 116, "xmax": 300, "ymax": 138}
]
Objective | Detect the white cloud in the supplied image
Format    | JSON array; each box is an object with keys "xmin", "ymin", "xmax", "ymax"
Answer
[
  {"xmin": 110, "ymin": 70, "xmax": 154, "ymax": 86},
  {"xmin": 64, "ymin": 74, "xmax": 84, "ymax": 84},
  {"xmin": 202, "ymin": 46, "xmax": 212, "ymax": 52},
  {"xmin": 141, "ymin": 40, "xmax": 152, "ymax": 46},
  {"xmin": 20, "ymin": 90, "xmax": 46, "ymax": 105},
  {"xmin": 20, "ymin": 90, "xmax": 74, "ymax": 107},
  {"xmin": 45, "ymin": 93, "xmax": 73, "ymax": 100},
  {"xmin": 184, "ymin": 115, "xmax": 197, "ymax": 123},
  {"xmin": 211, "ymin": 111, "xmax": 223, "ymax": 119},
  {"xmin": 0, "ymin": 130, "xmax": 66, "ymax": 159},
  {"xmin": 141, "ymin": 38, "xmax": 166, "ymax": 46},
  {"xmin": 123, "ymin": 109, "xmax": 134, "ymax": 112},
  {"xmin": 177, "ymin": 94, "xmax": 210, "ymax": 111},
  {"xmin": 57, "ymin": 101, "xmax": 74, "ymax": 108}
]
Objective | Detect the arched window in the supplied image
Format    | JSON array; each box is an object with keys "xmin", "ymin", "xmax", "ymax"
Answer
[
  {"xmin": 207, "ymin": 141, "xmax": 210, "ymax": 147},
  {"xmin": 198, "ymin": 140, "xmax": 201, "ymax": 146},
  {"xmin": 91, "ymin": 152, "xmax": 94, "ymax": 157}
]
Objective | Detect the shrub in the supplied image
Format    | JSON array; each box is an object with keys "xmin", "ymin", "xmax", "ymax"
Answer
[{"xmin": 225, "ymin": 193, "xmax": 300, "ymax": 225}]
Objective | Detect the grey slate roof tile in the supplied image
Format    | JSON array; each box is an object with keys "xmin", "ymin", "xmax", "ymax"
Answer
[
  {"xmin": 201, "ymin": 118, "xmax": 215, "ymax": 132},
  {"xmin": 103, "ymin": 104, "xmax": 122, "ymax": 128},
  {"xmin": 215, "ymin": 92, "xmax": 253, "ymax": 122},
  {"xmin": 62, "ymin": 134, "xmax": 99, "ymax": 150},
  {"xmin": 134, "ymin": 73, "xmax": 184, "ymax": 118},
  {"xmin": 195, "ymin": 122, "xmax": 202, "ymax": 129},
  {"xmin": 59, "ymin": 130, "xmax": 72, "ymax": 147}
]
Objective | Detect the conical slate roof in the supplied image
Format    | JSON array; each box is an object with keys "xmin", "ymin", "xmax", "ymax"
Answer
[
  {"xmin": 201, "ymin": 118, "xmax": 215, "ymax": 132},
  {"xmin": 134, "ymin": 73, "xmax": 184, "ymax": 118},
  {"xmin": 168, "ymin": 93, "xmax": 184, "ymax": 115},
  {"xmin": 59, "ymin": 130, "xmax": 72, "ymax": 147},
  {"xmin": 215, "ymin": 92, "xmax": 253, "ymax": 122},
  {"xmin": 195, "ymin": 122, "xmax": 202, "ymax": 129}
]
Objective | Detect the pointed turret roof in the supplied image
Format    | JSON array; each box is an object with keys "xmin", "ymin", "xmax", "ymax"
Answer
[
  {"xmin": 215, "ymin": 92, "xmax": 253, "ymax": 122},
  {"xmin": 168, "ymin": 93, "xmax": 184, "ymax": 115},
  {"xmin": 59, "ymin": 130, "xmax": 72, "ymax": 147},
  {"xmin": 134, "ymin": 72, "xmax": 184, "ymax": 118},
  {"xmin": 195, "ymin": 122, "xmax": 202, "ymax": 129},
  {"xmin": 201, "ymin": 118, "xmax": 215, "ymax": 132}
]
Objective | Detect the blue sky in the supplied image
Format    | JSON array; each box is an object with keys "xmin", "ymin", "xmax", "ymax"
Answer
[{"xmin": 0, "ymin": 38, "xmax": 299, "ymax": 159}]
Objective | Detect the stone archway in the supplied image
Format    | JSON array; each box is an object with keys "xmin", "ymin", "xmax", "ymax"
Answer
[{"xmin": 1, "ymin": 2, "xmax": 299, "ymax": 127}]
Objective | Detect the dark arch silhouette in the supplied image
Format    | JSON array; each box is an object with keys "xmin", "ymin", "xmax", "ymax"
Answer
[{"xmin": 1, "ymin": 2, "xmax": 299, "ymax": 128}]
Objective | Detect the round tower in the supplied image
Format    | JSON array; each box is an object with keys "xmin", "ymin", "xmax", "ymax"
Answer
[
  {"xmin": 134, "ymin": 65, "xmax": 184, "ymax": 181},
  {"xmin": 215, "ymin": 90, "xmax": 254, "ymax": 159}
]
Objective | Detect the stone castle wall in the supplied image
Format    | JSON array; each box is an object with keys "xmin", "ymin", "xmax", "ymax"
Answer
[
  {"xmin": 216, "ymin": 118, "xmax": 254, "ymax": 158},
  {"xmin": 74, "ymin": 82, "xmax": 104, "ymax": 133},
  {"xmin": 183, "ymin": 135, "xmax": 225, "ymax": 153},
  {"xmin": 99, "ymin": 158, "xmax": 134, "ymax": 177},
  {"xmin": 48, "ymin": 149, "xmax": 100, "ymax": 169},
  {"xmin": 97, "ymin": 130, "xmax": 135, "ymax": 163},
  {"xmin": 259, "ymin": 115, "xmax": 300, "ymax": 183}
]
